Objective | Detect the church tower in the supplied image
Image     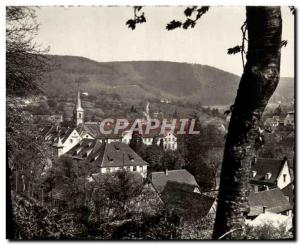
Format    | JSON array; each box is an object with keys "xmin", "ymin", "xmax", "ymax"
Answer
[{"xmin": 73, "ymin": 90, "xmax": 84, "ymax": 126}]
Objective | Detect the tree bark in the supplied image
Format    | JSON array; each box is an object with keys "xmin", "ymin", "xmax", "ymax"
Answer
[{"xmin": 212, "ymin": 7, "xmax": 282, "ymax": 239}]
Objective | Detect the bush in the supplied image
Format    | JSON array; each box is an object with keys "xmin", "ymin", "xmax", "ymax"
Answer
[{"xmin": 243, "ymin": 224, "xmax": 293, "ymax": 240}]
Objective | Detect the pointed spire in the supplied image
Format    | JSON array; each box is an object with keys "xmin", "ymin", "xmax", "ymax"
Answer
[
  {"xmin": 73, "ymin": 89, "xmax": 84, "ymax": 126},
  {"xmin": 76, "ymin": 90, "xmax": 83, "ymax": 111}
]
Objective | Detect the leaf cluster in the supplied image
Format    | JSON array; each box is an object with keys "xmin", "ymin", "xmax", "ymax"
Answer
[
  {"xmin": 126, "ymin": 6, "xmax": 146, "ymax": 30},
  {"xmin": 166, "ymin": 6, "xmax": 209, "ymax": 30}
]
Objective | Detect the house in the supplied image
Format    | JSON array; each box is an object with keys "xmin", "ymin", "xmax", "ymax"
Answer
[
  {"xmin": 142, "ymin": 127, "xmax": 178, "ymax": 151},
  {"xmin": 148, "ymin": 169, "xmax": 200, "ymax": 194},
  {"xmin": 148, "ymin": 169, "xmax": 215, "ymax": 220},
  {"xmin": 284, "ymin": 111, "xmax": 294, "ymax": 126},
  {"xmin": 87, "ymin": 142, "xmax": 148, "ymax": 178},
  {"xmin": 247, "ymin": 188, "xmax": 292, "ymax": 218},
  {"xmin": 264, "ymin": 116, "xmax": 281, "ymax": 131},
  {"xmin": 43, "ymin": 126, "xmax": 82, "ymax": 157},
  {"xmin": 250, "ymin": 157, "xmax": 292, "ymax": 191}
]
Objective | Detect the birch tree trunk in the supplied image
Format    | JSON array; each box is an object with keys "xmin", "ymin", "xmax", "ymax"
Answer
[{"xmin": 213, "ymin": 6, "xmax": 282, "ymax": 239}]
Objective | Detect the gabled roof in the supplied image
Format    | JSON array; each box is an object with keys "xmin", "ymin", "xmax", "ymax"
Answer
[
  {"xmin": 248, "ymin": 188, "xmax": 292, "ymax": 217},
  {"xmin": 77, "ymin": 123, "xmax": 124, "ymax": 139},
  {"xmin": 149, "ymin": 169, "xmax": 198, "ymax": 193},
  {"xmin": 64, "ymin": 138, "xmax": 102, "ymax": 160},
  {"xmin": 87, "ymin": 142, "xmax": 149, "ymax": 168},
  {"xmin": 43, "ymin": 125, "xmax": 79, "ymax": 145},
  {"xmin": 77, "ymin": 123, "xmax": 101, "ymax": 138},
  {"xmin": 161, "ymin": 188, "xmax": 215, "ymax": 219},
  {"xmin": 250, "ymin": 158, "xmax": 287, "ymax": 185}
]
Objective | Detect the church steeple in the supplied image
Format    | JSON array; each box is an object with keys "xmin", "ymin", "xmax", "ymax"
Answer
[{"xmin": 74, "ymin": 90, "xmax": 84, "ymax": 126}]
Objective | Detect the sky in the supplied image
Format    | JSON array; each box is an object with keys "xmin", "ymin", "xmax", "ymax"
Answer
[{"xmin": 35, "ymin": 6, "xmax": 294, "ymax": 77}]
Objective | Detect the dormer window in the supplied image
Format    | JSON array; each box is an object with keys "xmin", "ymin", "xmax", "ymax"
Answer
[
  {"xmin": 265, "ymin": 172, "xmax": 272, "ymax": 180},
  {"xmin": 90, "ymin": 155, "xmax": 99, "ymax": 163},
  {"xmin": 128, "ymin": 154, "xmax": 134, "ymax": 162},
  {"xmin": 107, "ymin": 155, "xmax": 113, "ymax": 162}
]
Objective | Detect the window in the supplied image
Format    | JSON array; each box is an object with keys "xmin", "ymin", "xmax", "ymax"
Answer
[
  {"xmin": 70, "ymin": 139, "xmax": 73, "ymax": 143},
  {"xmin": 79, "ymin": 113, "xmax": 81, "ymax": 118},
  {"xmin": 283, "ymin": 174, "xmax": 287, "ymax": 182},
  {"xmin": 133, "ymin": 166, "xmax": 137, "ymax": 171}
]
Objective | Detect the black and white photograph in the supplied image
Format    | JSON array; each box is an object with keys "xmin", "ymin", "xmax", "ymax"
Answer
[{"xmin": 6, "ymin": 4, "xmax": 295, "ymax": 240}]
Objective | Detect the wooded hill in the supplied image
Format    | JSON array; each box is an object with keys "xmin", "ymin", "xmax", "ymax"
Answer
[{"xmin": 41, "ymin": 55, "xmax": 294, "ymax": 106}]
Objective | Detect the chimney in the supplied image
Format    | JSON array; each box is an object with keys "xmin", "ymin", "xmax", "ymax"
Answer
[
  {"xmin": 165, "ymin": 168, "xmax": 168, "ymax": 176},
  {"xmin": 252, "ymin": 171, "xmax": 257, "ymax": 178},
  {"xmin": 262, "ymin": 206, "xmax": 267, "ymax": 213},
  {"xmin": 252, "ymin": 156, "xmax": 257, "ymax": 166}
]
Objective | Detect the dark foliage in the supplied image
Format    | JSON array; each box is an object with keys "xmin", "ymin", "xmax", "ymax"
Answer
[
  {"xmin": 166, "ymin": 20, "xmax": 182, "ymax": 30},
  {"xmin": 281, "ymin": 40, "xmax": 288, "ymax": 47},
  {"xmin": 288, "ymin": 6, "xmax": 295, "ymax": 15},
  {"xmin": 227, "ymin": 45, "xmax": 242, "ymax": 55},
  {"xmin": 166, "ymin": 6, "xmax": 209, "ymax": 30},
  {"xmin": 126, "ymin": 6, "xmax": 146, "ymax": 30},
  {"xmin": 6, "ymin": 7, "xmax": 50, "ymax": 96}
]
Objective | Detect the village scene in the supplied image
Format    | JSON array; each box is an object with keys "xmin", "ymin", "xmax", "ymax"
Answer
[{"xmin": 6, "ymin": 6, "xmax": 295, "ymax": 240}]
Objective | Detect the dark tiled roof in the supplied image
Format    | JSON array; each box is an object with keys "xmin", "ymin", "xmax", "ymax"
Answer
[
  {"xmin": 64, "ymin": 138, "xmax": 102, "ymax": 160},
  {"xmin": 43, "ymin": 126, "xmax": 76, "ymax": 145},
  {"xmin": 161, "ymin": 188, "xmax": 215, "ymax": 219},
  {"xmin": 149, "ymin": 169, "xmax": 198, "ymax": 193},
  {"xmin": 87, "ymin": 142, "xmax": 148, "ymax": 168},
  {"xmin": 248, "ymin": 188, "xmax": 292, "ymax": 217},
  {"xmin": 77, "ymin": 123, "xmax": 125, "ymax": 139},
  {"xmin": 77, "ymin": 123, "xmax": 100, "ymax": 138},
  {"xmin": 250, "ymin": 158, "xmax": 286, "ymax": 185},
  {"xmin": 163, "ymin": 180, "xmax": 198, "ymax": 193}
]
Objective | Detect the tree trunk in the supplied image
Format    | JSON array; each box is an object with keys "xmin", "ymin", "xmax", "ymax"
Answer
[{"xmin": 212, "ymin": 7, "xmax": 282, "ymax": 239}]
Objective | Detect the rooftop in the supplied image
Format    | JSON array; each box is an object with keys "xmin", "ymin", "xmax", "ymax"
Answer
[
  {"xmin": 149, "ymin": 169, "xmax": 198, "ymax": 193},
  {"xmin": 248, "ymin": 188, "xmax": 292, "ymax": 217},
  {"xmin": 250, "ymin": 158, "xmax": 287, "ymax": 185},
  {"xmin": 87, "ymin": 142, "xmax": 149, "ymax": 168}
]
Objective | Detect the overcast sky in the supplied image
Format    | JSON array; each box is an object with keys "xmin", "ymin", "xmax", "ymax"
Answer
[{"xmin": 35, "ymin": 6, "xmax": 294, "ymax": 77}]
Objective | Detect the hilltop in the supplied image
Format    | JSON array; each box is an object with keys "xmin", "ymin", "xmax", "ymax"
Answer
[{"xmin": 40, "ymin": 55, "xmax": 294, "ymax": 106}]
